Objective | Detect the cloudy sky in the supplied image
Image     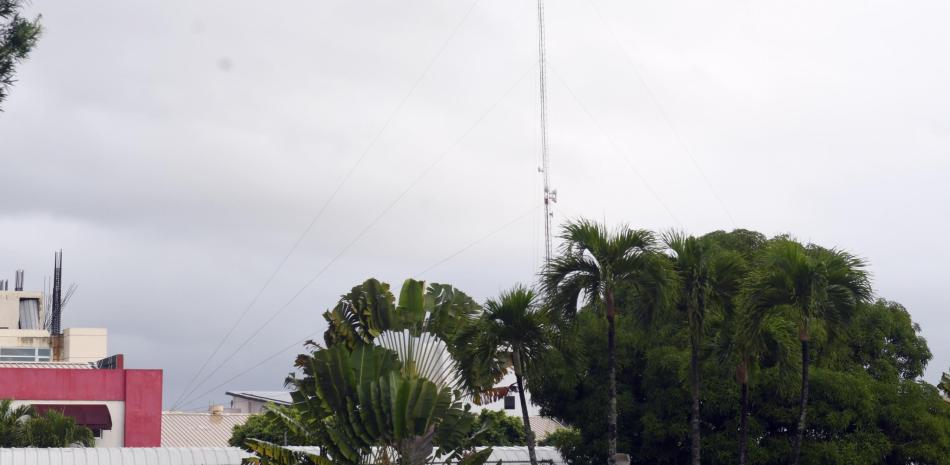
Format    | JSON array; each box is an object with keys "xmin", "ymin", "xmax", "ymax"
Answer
[{"xmin": 2, "ymin": 0, "xmax": 948, "ymax": 409}]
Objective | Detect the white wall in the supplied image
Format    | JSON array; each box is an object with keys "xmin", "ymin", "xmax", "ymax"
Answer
[
  {"xmin": 13, "ymin": 400, "xmax": 125, "ymax": 447},
  {"xmin": 466, "ymin": 371, "xmax": 542, "ymax": 417}
]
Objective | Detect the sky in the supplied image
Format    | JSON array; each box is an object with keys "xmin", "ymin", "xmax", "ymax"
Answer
[{"xmin": 1, "ymin": 0, "xmax": 948, "ymax": 409}]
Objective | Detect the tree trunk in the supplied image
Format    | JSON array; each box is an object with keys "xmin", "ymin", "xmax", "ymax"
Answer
[
  {"xmin": 606, "ymin": 290, "xmax": 618, "ymax": 465},
  {"xmin": 512, "ymin": 350, "xmax": 538, "ymax": 465},
  {"xmin": 792, "ymin": 334, "xmax": 810, "ymax": 465},
  {"xmin": 737, "ymin": 360, "xmax": 749, "ymax": 465},
  {"xmin": 690, "ymin": 341, "xmax": 701, "ymax": 465}
]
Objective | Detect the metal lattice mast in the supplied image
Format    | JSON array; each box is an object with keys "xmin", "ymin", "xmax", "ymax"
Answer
[{"xmin": 538, "ymin": 0, "xmax": 556, "ymax": 262}]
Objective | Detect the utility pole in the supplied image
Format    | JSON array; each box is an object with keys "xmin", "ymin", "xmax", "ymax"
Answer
[{"xmin": 538, "ymin": 0, "xmax": 556, "ymax": 263}]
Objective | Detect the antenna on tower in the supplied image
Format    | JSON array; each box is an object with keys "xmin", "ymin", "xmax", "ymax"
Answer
[{"xmin": 537, "ymin": 0, "xmax": 556, "ymax": 262}]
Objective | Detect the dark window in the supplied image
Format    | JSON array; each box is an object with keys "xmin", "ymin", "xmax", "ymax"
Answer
[{"xmin": 504, "ymin": 396, "xmax": 516, "ymax": 410}]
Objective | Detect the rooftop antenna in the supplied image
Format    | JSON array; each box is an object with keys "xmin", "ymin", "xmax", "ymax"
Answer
[{"xmin": 537, "ymin": 0, "xmax": 557, "ymax": 262}]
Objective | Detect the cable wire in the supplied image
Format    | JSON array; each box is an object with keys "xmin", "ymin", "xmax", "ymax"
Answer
[
  {"xmin": 174, "ymin": 330, "xmax": 321, "ymax": 411},
  {"xmin": 170, "ymin": 0, "xmax": 485, "ymax": 410},
  {"xmin": 549, "ymin": 65, "xmax": 684, "ymax": 228},
  {"xmin": 415, "ymin": 203, "xmax": 541, "ymax": 277},
  {"xmin": 175, "ymin": 63, "xmax": 537, "ymax": 409},
  {"xmin": 582, "ymin": 0, "xmax": 738, "ymax": 228}
]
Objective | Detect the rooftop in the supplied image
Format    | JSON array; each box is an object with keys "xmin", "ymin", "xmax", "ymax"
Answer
[
  {"xmin": 161, "ymin": 411, "xmax": 252, "ymax": 448},
  {"xmin": 0, "ymin": 361, "xmax": 96, "ymax": 369},
  {"xmin": 528, "ymin": 416, "xmax": 567, "ymax": 441},
  {"xmin": 0, "ymin": 448, "xmax": 252, "ymax": 465},
  {"xmin": 225, "ymin": 390, "xmax": 293, "ymax": 405}
]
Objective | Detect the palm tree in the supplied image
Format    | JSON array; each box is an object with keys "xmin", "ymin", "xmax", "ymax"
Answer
[
  {"xmin": 252, "ymin": 278, "xmax": 498, "ymax": 465},
  {"xmin": 719, "ymin": 305, "xmax": 797, "ymax": 465},
  {"xmin": 20, "ymin": 409, "xmax": 95, "ymax": 447},
  {"xmin": 459, "ymin": 286, "xmax": 550, "ymax": 465},
  {"xmin": 939, "ymin": 371, "xmax": 950, "ymax": 399},
  {"xmin": 741, "ymin": 239, "xmax": 871, "ymax": 465},
  {"xmin": 541, "ymin": 220, "xmax": 672, "ymax": 464},
  {"xmin": 0, "ymin": 399, "xmax": 33, "ymax": 447},
  {"xmin": 663, "ymin": 232, "xmax": 746, "ymax": 465}
]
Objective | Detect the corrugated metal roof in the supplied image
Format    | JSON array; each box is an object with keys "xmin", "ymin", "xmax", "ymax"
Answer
[
  {"xmin": 0, "ymin": 361, "xmax": 96, "ymax": 369},
  {"xmin": 528, "ymin": 416, "xmax": 566, "ymax": 441},
  {"xmin": 161, "ymin": 412, "xmax": 252, "ymax": 447},
  {"xmin": 0, "ymin": 448, "xmax": 253, "ymax": 465},
  {"xmin": 475, "ymin": 446, "xmax": 565, "ymax": 463},
  {"xmin": 225, "ymin": 390, "xmax": 293, "ymax": 404}
]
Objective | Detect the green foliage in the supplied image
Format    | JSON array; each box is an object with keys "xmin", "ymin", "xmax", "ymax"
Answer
[
  {"xmin": 470, "ymin": 410, "xmax": 526, "ymax": 446},
  {"xmin": 253, "ymin": 278, "xmax": 494, "ymax": 465},
  {"xmin": 541, "ymin": 220, "xmax": 674, "ymax": 461},
  {"xmin": 941, "ymin": 372, "xmax": 950, "ymax": 398},
  {"xmin": 0, "ymin": 399, "xmax": 33, "ymax": 446},
  {"xmin": 539, "ymin": 429, "xmax": 591, "ymax": 465},
  {"xmin": 529, "ymin": 231, "xmax": 950, "ymax": 465},
  {"xmin": 18, "ymin": 409, "xmax": 94, "ymax": 447},
  {"xmin": 0, "ymin": 400, "xmax": 95, "ymax": 447},
  {"xmin": 0, "ymin": 0, "xmax": 41, "ymax": 108},
  {"xmin": 455, "ymin": 285, "xmax": 552, "ymax": 465},
  {"xmin": 230, "ymin": 408, "xmax": 309, "ymax": 451}
]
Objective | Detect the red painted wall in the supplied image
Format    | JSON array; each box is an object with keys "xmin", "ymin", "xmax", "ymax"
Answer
[
  {"xmin": 0, "ymin": 368, "xmax": 125, "ymax": 400},
  {"xmin": 0, "ymin": 365, "xmax": 163, "ymax": 447},
  {"xmin": 123, "ymin": 369, "xmax": 163, "ymax": 447}
]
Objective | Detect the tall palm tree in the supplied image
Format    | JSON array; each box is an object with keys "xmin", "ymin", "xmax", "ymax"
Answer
[
  {"xmin": 459, "ymin": 286, "xmax": 550, "ymax": 465},
  {"xmin": 741, "ymin": 239, "xmax": 871, "ymax": 465},
  {"xmin": 719, "ymin": 305, "xmax": 797, "ymax": 465},
  {"xmin": 663, "ymin": 232, "xmax": 746, "ymax": 465},
  {"xmin": 541, "ymin": 220, "xmax": 672, "ymax": 464}
]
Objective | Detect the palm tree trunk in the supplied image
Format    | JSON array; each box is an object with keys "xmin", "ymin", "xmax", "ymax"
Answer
[
  {"xmin": 512, "ymin": 350, "xmax": 538, "ymax": 465},
  {"xmin": 737, "ymin": 360, "xmax": 749, "ymax": 465},
  {"xmin": 689, "ymin": 341, "xmax": 701, "ymax": 465},
  {"xmin": 792, "ymin": 335, "xmax": 810, "ymax": 465},
  {"xmin": 606, "ymin": 290, "xmax": 618, "ymax": 465}
]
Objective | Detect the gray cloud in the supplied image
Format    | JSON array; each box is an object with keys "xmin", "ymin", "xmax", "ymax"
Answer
[{"xmin": 1, "ymin": 0, "xmax": 947, "ymax": 408}]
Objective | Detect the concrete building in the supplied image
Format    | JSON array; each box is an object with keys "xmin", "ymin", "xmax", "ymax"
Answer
[
  {"xmin": 1, "ymin": 355, "xmax": 163, "ymax": 447},
  {"xmin": 225, "ymin": 390, "xmax": 292, "ymax": 414},
  {"xmin": 0, "ymin": 266, "xmax": 164, "ymax": 447}
]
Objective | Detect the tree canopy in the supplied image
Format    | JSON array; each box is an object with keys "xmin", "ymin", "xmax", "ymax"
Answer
[
  {"xmin": 0, "ymin": 0, "xmax": 41, "ymax": 109},
  {"xmin": 0, "ymin": 400, "xmax": 94, "ymax": 447},
  {"xmin": 529, "ymin": 229, "xmax": 950, "ymax": 465}
]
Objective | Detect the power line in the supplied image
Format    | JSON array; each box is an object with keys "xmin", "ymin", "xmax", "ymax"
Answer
[
  {"xmin": 176, "ymin": 63, "xmax": 537, "ymax": 409},
  {"xmin": 415, "ymin": 203, "xmax": 541, "ymax": 277},
  {"xmin": 582, "ymin": 0, "xmax": 738, "ymax": 229},
  {"xmin": 170, "ymin": 0, "xmax": 485, "ymax": 410},
  {"xmin": 175, "ymin": 331, "xmax": 321, "ymax": 411},
  {"xmin": 549, "ymin": 65, "xmax": 684, "ymax": 228}
]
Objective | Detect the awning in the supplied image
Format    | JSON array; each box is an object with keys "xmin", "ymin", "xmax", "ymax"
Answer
[{"xmin": 33, "ymin": 404, "xmax": 112, "ymax": 430}]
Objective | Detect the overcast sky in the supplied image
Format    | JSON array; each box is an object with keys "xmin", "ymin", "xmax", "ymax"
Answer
[{"xmin": 1, "ymin": 0, "xmax": 948, "ymax": 409}]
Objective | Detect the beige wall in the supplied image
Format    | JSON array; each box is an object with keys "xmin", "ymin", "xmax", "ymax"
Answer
[
  {"xmin": 0, "ymin": 328, "xmax": 52, "ymax": 349},
  {"xmin": 63, "ymin": 328, "xmax": 107, "ymax": 362},
  {"xmin": 0, "ymin": 291, "xmax": 44, "ymax": 330},
  {"xmin": 0, "ymin": 327, "xmax": 107, "ymax": 362}
]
